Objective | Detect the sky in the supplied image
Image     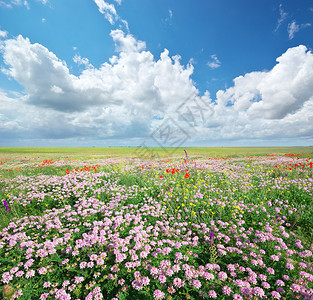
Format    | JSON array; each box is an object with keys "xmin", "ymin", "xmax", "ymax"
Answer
[{"xmin": 0, "ymin": 0, "xmax": 313, "ymax": 148}]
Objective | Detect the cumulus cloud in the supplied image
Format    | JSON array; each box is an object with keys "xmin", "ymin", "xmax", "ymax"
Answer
[
  {"xmin": 1, "ymin": 30, "xmax": 313, "ymax": 146},
  {"xmin": 0, "ymin": 30, "xmax": 8, "ymax": 39},
  {"xmin": 93, "ymin": 0, "xmax": 118, "ymax": 25},
  {"xmin": 207, "ymin": 54, "xmax": 221, "ymax": 69},
  {"xmin": 214, "ymin": 45, "xmax": 313, "ymax": 119},
  {"xmin": 1, "ymin": 31, "xmax": 199, "ymax": 143}
]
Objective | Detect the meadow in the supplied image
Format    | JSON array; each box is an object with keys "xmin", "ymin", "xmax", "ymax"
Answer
[{"xmin": 0, "ymin": 147, "xmax": 313, "ymax": 300}]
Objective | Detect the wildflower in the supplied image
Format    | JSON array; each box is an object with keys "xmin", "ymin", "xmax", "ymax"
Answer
[
  {"xmin": 43, "ymin": 282, "xmax": 51, "ymax": 288},
  {"xmin": 271, "ymin": 291, "xmax": 281, "ymax": 299},
  {"xmin": 153, "ymin": 289, "xmax": 165, "ymax": 299},
  {"xmin": 173, "ymin": 278, "xmax": 185, "ymax": 288},
  {"xmin": 168, "ymin": 286, "xmax": 176, "ymax": 294},
  {"xmin": 158, "ymin": 275, "xmax": 166, "ymax": 283},
  {"xmin": 222, "ymin": 286, "xmax": 232, "ymax": 296},
  {"xmin": 208, "ymin": 290, "xmax": 217, "ymax": 298},
  {"xmin": 193, "ymin": 280, "xmax": 201, "ymax": 289},
  {"xmin": 276, "ymin": 280, "xmax": 285, "ymax": 286},
  {"xmin": 290, "ymin": 284, "xmax": 301, "ymax": 292},
  {"xmin": 132, "ymin": 280, "xmax": 143, "ymax": 291},
  {"xmin": 253, "ymin": 287, "xmax": 265, "ymax": 298},
  {"xmin": 141, "ymin": 277, "xmax": 150, "ymax": 286},
  {"xmin": 118, "ymin": 279, "xmax": 125, "ymax": 285},
  {"xmin": 218, "ymin": 271, "xmax": 227, "ymax": 281}
]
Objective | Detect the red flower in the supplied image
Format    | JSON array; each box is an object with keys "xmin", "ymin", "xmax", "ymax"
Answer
[
  {"xmin": 160, "ymin": 175, "xmax": 163, "ymax": 178},
  {"xmin": 185, "ymin": 173, "xmax": 190, "ymax": 178},
  {"xmin": 166, "ymin": 169, "xmax": 171, "ymax": 173}
]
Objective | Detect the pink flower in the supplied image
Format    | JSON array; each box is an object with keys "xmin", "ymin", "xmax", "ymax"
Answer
[
  {"xmin": 10, "ymin": 267, "xmax": 19, "ymax": 274},
  {"xmin": 25, "ymin": 270, "xmax": 35, "ymax": 278},
  {"xmin": 173, "ymin": 278, "xmax": 185, "ymax": 288},
  {"xmin": 253, "ymin": 287, "xmax": 265, "ymax": 298},
  {"xmin": 276, "ymin": 280, "xmax": 285, "ymax": 286},
  {"xmin": 208, "ymin": 290, "xmax": 217, "ymax": 298},
  {"xmin": 118, "ymin": 279, "xmax": 125, "ymax": 285},
  {"xmin": 141, "ymin": 277, "xmax": 150, "ymax": 286},
  {"xmin": 233, "ymin": 294, "xmax": 243, "ymax": 300},
  {"xmin": 203, "ymin": 272, "xmax": 214, "ymax": 280},
  {"xmin": 116, "ymin": 253, "xmax": 127, "ymax": 263},
  {"xmin": 168, "ymin": 286, "xmax": 176, "ymax": 294},
  {"xmin": 74, "ymin": 277, "xmax": 84, "ymax": 284},
  {"xmin": 43, "ymin": 282, "xmax": 51, "ymax": 288},
  {"xmin": 218, "ymin": 271, "xmax": 228, "ymax": 281},
  {"xmin": 290, "ymin": 284, "xmax": 301, "ymax": 292},
  {"xmin": 222, "ymin": 286, "xmax": 232, "ymax": 296},
  {"xmin": 262, "ymin": 282, "xmax": 270, "ymax": 289},
  {"xmin": 193, "ymin": 280, "xmax": 201, "ymax": 289},
  {"xmin": 153, "ymin": 289, "xmax": 165, "ymax": 299},
  {"xmin": 271, "ymin": 291, "xmax": 281, "ymax": 299},
  {"xmin": 158, "ymin": 275, "xmax": 166, "ymax": 284},
  {"xmin": 175, "ymin": 252, "xmax": 183, "ymax": 260},
  {"xmin": 79, "ymin": 262, "xmax": 87, "ymax": 269},
  {"xmin": 132, "ymin": 280, "xmax": 143, "ymax": 291}
]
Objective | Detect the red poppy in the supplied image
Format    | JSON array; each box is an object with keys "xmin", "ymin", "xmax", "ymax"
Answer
[
  {"xmin": 185, "ymin": 173, "xmax": 190, "ymax": 178},
  {"xmin": 166, "ymin": 169, "xmax": 171, "ymax": 173},
  {"xmin": 160, "ymin": 175, "xmax": 163, "ymax": 178}
]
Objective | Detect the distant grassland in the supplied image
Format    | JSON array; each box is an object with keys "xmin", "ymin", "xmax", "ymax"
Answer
[
  {"xmin": 0, "ymin": 146, "xmax": 313, "ymax": 158},
  {"xmin": 0, "ymin": 146, "xmax": 313, "ymax": 156}
]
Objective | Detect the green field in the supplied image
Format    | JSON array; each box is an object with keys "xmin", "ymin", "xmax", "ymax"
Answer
[{"xmin": 0, "ymin": 147, "xmax": 313, "ymax": 299}]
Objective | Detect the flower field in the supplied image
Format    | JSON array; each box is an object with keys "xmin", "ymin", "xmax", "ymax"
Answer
[{"xmin": 0, "ymin": 149, "xmax": 313, "ymax": 300}]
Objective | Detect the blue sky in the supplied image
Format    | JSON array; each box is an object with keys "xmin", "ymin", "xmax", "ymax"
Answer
[{"xmin": 0, "ymin": 0, "xmax": 313, "ymax": 147}]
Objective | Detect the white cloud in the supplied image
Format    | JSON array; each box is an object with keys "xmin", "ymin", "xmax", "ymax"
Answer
[
  {"xmin": 288, "ymin": 21, "xmax": 299, "ymax": 39},
  {"xmin": 110, "ymin": 29, "xmax": 146, "ymax": 53},
  {"xmin": 1, "ymin": 32, "xmax": 198, "ymax": 142},
  {"xmin": 0, "ymin": 0, "xmax": 28, "ymax": 8},
  {"xmin": 50, "ymin": 85, "xmax": 64, "ymax": 94},
  {"xmin": 275, "ymin": 4, "xmax": 288, "ymax": 32},
  {"xmin": 0, "ymin": 30, "xmax": 8, "ymax": 39},
  {"xmin": 113, "ymin": 0, "xmax": 121, "ymax": 5},
  {"xmin": 1, "ymin": 31, "xmax": 313, "ymax": 146},
  {"xmin": 120, "ymin": 19, "xmax": 129, "ymax": 33},
  {"xmin": 288, "ymin": 21, "xmax": 311, "ymax": 39},
  {"xmin": 93, "ymin": 0, "xmax": 118, "ymax": 25},
  {"xmin": 207, "ymin": 54, "xmax": 221, "ymax": 69},
  {"xmin": 41, "ymin": 18, "xmax": 46, "ymax": 23},
  {"xmin": 73, "ymin": 54, "xmax": 92, "ymax": 68},
  {"xmin": 169, "ymin": 9, "xmax": 173, "ymax": 18}
]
